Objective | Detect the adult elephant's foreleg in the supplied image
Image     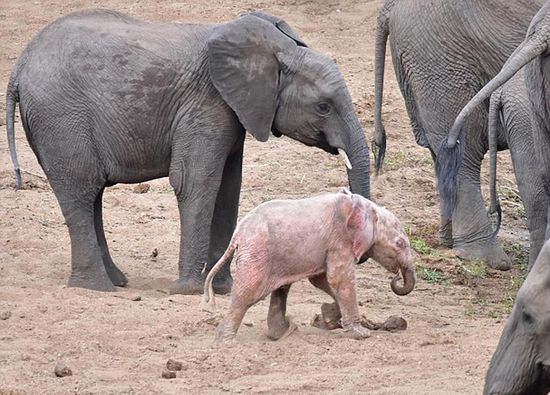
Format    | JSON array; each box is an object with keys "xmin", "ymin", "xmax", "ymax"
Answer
[
  {"xmin": 93, "ymin": 188, "xmax": 128, "ymax": 286},
  {"xmin": 205, "ymin": 136, "xmax": 245, "ymax": 294},
  {"xmin": 452, "ymin": 151, "xmax": 511, "ymax": 270}
]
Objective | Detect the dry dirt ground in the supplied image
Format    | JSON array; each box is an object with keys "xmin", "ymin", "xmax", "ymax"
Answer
[{"xmin": 0, "ymin": 1, "xmax": 532, "ymax": 394}]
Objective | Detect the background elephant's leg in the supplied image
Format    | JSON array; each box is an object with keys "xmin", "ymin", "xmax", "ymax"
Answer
[
  {"xmin": 309, "ymin": 273, "xmax": 342, "ymax": 327},
  {"xmin": 93, "ymin": 188, "xmax": 128, "ymax": 287},
  {"xmin": 206, "ymin": 136, "xmax": 244, "ymax": 294},
  {"xmin": 267, "ymin": 284, "xmax": 294, "ymax": 340},
  {"xmin": 452, "ymin": 138, "xmax": 510, "ymax": 270},
  {"xmin": 325, "ymin": 256, "xmax": 369, "ymax": 339},
  {"xmin": 508, "ymin": 132, "xmax": 549, "ymax": 268},
  {"xmin": 52, "ymin": 184, "xmax": 115, "ymax": 291}
]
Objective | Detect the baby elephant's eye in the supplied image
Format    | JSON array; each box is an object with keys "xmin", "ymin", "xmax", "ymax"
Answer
[{"xmin": 316, "ymin": 102, "xmax": 331, "ymax": 115}]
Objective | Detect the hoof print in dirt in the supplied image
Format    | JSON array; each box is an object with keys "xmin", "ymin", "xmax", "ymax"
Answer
[
  {"xmin": 0, "ymin": 311, "xmax": 12, "ymax": 320},
  {"xmin": 361, "ymin": 315, "xmax": 407, "ymax": 332},
  {"xmin": 161, "ymin": 369, "xmax": 177, "ymax": 379},
  {"xmin": 166, "ymin": 359, "xmax": 183, "ymax": 371},
  {"xmin": 54, "ymin": 360, "xmax": 72, "ymax": 377}
]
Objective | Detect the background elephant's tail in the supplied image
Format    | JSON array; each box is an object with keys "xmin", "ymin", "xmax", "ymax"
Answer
[
  {"xmin": 373, "ymin": 0, "xmax": 395, "ymax": 175},
  {"xmin": 202, "ymin": 237, "xmax": 238, "ymax": 308},
  {"xmin": 435, "ymin": 34, "xmax": 547, "ymax": 221},
  {"xmin": 488, "ymin": 89, "xmax": 503, "ymax": 238},
  {"xmin": 6, "ymin": 77, "xmax": 22, "ymax": 189}
]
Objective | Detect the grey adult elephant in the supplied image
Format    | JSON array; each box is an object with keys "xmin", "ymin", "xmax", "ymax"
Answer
[
  {"xmin": 374, "ymin": 0, "xmax": 543, "ymax": 270},
  {"xmin": 484, "ymin": 239, "xmax": 550, "ymax": 395},
  {"xmin": 487, "ymin": 70, "xmax": 549, "ymax": 268},
  {"xmin": 6, "ymin": 9, "xmax": 371, "ymax": 294},
  {"xmin": 445, "ymin": 1, "xmax": 550, "ymax": 268}
]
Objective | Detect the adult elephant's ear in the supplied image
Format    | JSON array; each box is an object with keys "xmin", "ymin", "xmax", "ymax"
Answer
[
  {"xmin": 245, "ymin": 11, "xmax": 308, "ymax": 47},
  {"xmin": 208, "ymin": 15, "xmax": 297, "ymax": 142}
]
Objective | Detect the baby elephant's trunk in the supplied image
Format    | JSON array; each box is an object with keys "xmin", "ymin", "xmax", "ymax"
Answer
[{"xmin": 390, "ymin": 265, "xmax": 416, "ymax": 296}]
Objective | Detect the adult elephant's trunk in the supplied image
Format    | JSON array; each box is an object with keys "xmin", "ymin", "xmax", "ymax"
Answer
[
  {"xmin": 391, "ymin": 264, "xmax": 416, "ymax": 296},
  {"xmin": 343, "ymin": 113, "xmax": 371, "ymax": 199}
]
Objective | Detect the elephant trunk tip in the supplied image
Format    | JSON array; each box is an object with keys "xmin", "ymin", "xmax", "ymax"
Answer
[{"xmin": 390, "ymin": 268, "xmax": 415, "ymax": 296}]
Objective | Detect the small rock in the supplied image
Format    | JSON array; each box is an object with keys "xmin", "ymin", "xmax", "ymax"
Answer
[
  {"xmin": 161, "ymin": 369, "xmax": 176, "ymax": 379},
  {"xmin": 130, "ymin": 295, "xmax": 142, "ymax": 302},
  {"xmin": 150, "ymin": 248, "xmax": 159, "ymax": 259},
  {"xmin": 54, "ymin": 360, "xmax": 73, "ymax": 377},
  {"xmin": 0, "ymin": 311, "xmax": 11, "ymax": 320},
  {"xmin": 166, "ymin": 358, "xmax": 183, "ymax": 371},
  {"xmin": 133, "ymin": 183, "xmax": 150, "ymax": 194},
  {"xmin": 243, "ymin": 321, "xmax": 254, "ymax": 327}
]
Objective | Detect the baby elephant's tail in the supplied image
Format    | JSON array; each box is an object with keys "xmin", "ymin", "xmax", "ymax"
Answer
[{"xmin": 202, "ymin": 240, "xmax": 238, "ymax": 308}]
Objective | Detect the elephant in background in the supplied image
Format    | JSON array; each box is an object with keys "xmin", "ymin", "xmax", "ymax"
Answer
[
  {"xmin": 6, "ymin": 9, "xmax": 371, "ymax": 295},
  {"xmin": 203, "ymin": 189, "xmax": 416, "ymax": 341},
  {"xmin": 444, "ymin": 1, "xmax": 550, "ymax": 269},
  {"xmin": 487, "ymin": 70, "xmax": 549, "ymax": 268},
  {"xmin": 484, "ymin": 239, "xmax": 550, "ymax": 395},
  {"xmin": 374, "ymin": 0, "xmax": 544, "ymax": 270}
]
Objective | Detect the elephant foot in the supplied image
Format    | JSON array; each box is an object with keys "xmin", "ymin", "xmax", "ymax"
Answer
[
  {"xmin": 169, "ymin": 277, "xmax": 204, "ymax": 295},
  {"xmin": 104, "ymin": 262, "xmax": 128, "ymax": 287},
  {"xmin": 320, "ymin": 302, "xmax": 342, "ymax": 329},
  {"xmin": 343, "ymin": 324, "xmax": 371, "ymax": 340},
  {"xmin": 212, "ymin": 274, "xmax": 233, "ymax": 295},
  {"xmin": 454, "ymin": 240, "xmax": 511, "ymax": 271},
  {"xmin": 68, "ymin": 266, "xmax": 116, "ymax": 292},
  {"xmin": 267, "ymin": 317, "xmax": 297, "ymax": 341}
]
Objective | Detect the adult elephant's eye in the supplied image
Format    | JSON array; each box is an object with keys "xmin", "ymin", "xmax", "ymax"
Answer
[
  {"xmin": 316, "ymin": 102, "xmax": 330, "ymax": 115},
  {"xmin": 522, "ymin": 308, "xmax": 533, "ymax": 324}
]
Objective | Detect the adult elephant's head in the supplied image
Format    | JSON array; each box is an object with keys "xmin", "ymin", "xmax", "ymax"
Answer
[
  {"xmin": 207, "ymin": 12, "xmax": 370, "ymax": 198},
  {"xmin": 484, "ymin": 240, "xmax": 550, "ymax": 395}
]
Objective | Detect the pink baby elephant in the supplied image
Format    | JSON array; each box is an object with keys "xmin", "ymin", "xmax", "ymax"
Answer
[{"xmin": 203, "ymin": 189, "xmax": 416, "ymax": 341}]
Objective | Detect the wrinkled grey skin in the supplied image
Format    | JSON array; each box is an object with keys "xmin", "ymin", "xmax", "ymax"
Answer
[
  {"xmin": 6, "ymin": 9, "xmax": 371, "ymax": 294},
  {"xmin": 374, "ymin": 0, "xmax": 543, "ymax": 270},
  {"xmin": 484, "ymin": 239, "xmax": 550, "ymax": 395},
  {"xmin": 203, "ymin": 189, "xmax": 416, "ymax": 342},
  {"xmin": 445, "ymin": 1, "xmax": 550, "ymax": 265},
  {"xmin": 488, "ymin": 70, "xmax": 549, "ymax": 268}
]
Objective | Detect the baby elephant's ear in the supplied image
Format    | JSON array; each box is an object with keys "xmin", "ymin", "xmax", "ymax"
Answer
[{"xmin": 345, "ymin": 196, "xmax": 376, "ymax": 260}]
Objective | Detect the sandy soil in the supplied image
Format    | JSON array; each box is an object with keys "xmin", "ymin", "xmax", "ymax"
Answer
[{"xmin": 0, "ymin": 1, "xmax": 531, "ymax": 394}]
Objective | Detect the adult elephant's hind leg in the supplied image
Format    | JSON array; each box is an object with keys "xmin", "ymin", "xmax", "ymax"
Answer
[
  {"xmin": 53, "ymin": 185, "xmax": 115, "ymax": 291},
  {"xmin": 267, "ymin": 284, "xmax": 296, "ymax": 340},
  {"xmin": 206, "ymin": 136, "xmax": 244, "ymax": 295},
  {"xmin": 94, "ymin": 188, "xmax": 128, "ymax": 287},
  {"xmin": 452, "ymin": 135, "xmax": 511, "ymax": 270}
]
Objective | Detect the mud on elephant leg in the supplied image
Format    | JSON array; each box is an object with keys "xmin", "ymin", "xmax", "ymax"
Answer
[
  {"xmin": 94, "ymin": 189, "xmax": 127, "ymax": 287},
  {"xmin": 205, "ymin": 139, "xmax": 244, "ymax": 295},
  {"xmin": 266, "ymin": 284, "xmax": 297, "ymax": 340}
]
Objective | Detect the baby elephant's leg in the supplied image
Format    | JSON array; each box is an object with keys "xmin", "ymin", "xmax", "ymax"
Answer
[
  {"xmin": 309, "ymin": 274, "xmax": 342, "ymax": 329},
  {"xmin": 267, "ymin": 284, "xmax": 296, "ymax": 340},
  {"xmin": 216, "ymin": 298, "xmax": 249, "ymax": 342},
  {"xmin": 326, "ymin": 256, "xmax": 370, "ymax": 339}
]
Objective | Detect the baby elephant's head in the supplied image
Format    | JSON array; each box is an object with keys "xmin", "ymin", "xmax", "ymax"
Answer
[{"xmin": 343, "ymin": 192, "xmax": 416, "ymax": 296}]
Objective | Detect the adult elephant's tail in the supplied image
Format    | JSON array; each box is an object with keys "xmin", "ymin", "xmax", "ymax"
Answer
[
  {"xmin": 436, "ymin": 34, "xmax": 547, "ymax": 220},
  {"xmin": 373, "ymin": 0, "xmax": 395, "ymax": 175},
  {"xmin": 6, "ymin": 76, "xmax": 22, "ymax": 189},
  {"xmin": 488, "ymin": 89, "xmax": 503, "ymax": 238}
]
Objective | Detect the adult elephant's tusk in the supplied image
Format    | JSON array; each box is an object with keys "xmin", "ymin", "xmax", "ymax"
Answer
[{"xmin": 338, "ymin": 148, "xmax": 352, "ymax": 170}]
